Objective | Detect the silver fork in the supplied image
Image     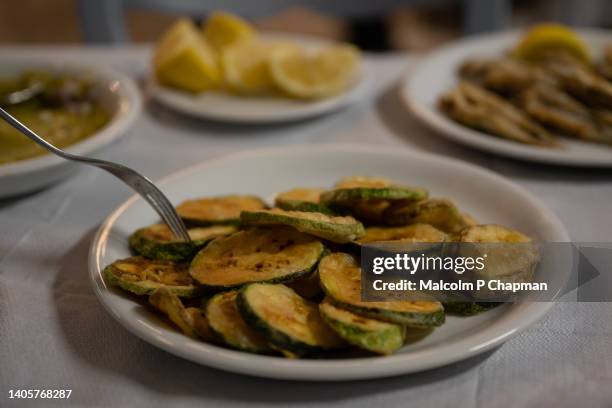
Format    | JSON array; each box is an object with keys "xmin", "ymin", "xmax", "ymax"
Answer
[{"xmin": 0, "ymin": 106, "xmax": 191, "ymax": 242}]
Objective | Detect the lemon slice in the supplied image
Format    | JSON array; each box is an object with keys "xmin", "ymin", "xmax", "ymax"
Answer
[
  {"xmin": 513, "ymin": 23, "xmax": 591, "ymax": 64},
  {"xmin": 270, "ymin": 44, "xmax": 360, "ymax": 99},
  {"xmin": 203, "ymin": 11, "xmax": 256, "ymax": 52},
  {"xmin": 223, "ymin": 41, "xmax": 297, "ymax": 94},
  {"xmin": 153, "ymin": 19, "xmax": 221, "ymax": 92}
]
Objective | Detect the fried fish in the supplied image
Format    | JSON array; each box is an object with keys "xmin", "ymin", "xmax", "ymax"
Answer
[{"xmin": 439, "ymin": 81, "xmax": 557, "ymax": 146}]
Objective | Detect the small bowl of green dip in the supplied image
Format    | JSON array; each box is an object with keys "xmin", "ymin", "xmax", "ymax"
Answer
[{"xmin": 0, "ymin": 61, "xmax": 142, "ymax": 198}]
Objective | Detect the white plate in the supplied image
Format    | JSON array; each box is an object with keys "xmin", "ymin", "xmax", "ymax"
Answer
[
  {"xmin": 149, "ymin": 35, "xmax": 369, "ymax": 124},
  {"xmin": 402, "ymin": 29, "xmax": 612, "ymax": 167},
  {"xmin": 0, "ymin": 60, "xmax": 142, "ymax": 197},
  {"xmin": 89, "ymin": 145, "xmax": 570, "ymax": 381}
]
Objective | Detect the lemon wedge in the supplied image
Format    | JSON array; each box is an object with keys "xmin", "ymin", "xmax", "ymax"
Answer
[
  {"xmin": 223, "ymin": 41, "xmax": 297, "ymax": 94},
  {"xmin": 153, "ymin": 19, "xmax": 221, "ymax": 92},
  {"xmin": 270, "ymin": 44, "xmax": 360, "ymax": 99},
  {"xmin": 513, "ymin": 23, "xmax": 591, "ymax": 64},
  {"xmin": 203, "ymin": 11, "xmax": 255, "ymax": 52}
]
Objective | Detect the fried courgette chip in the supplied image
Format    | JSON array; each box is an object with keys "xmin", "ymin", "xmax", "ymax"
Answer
[
  {"xmin": 206, "ymin": 290, "xmax": 271, "ymax": 353},
  {"xmin": 274, "ymin": 188, "xmax": 333, "ymax": 214},
  {"xmin": 129, "ymin": 223, "xmax": 237, "ymax": 262},
  {"xmin": 241, "ymin": 208, "xmax": 364, "ymax": 243},
  {"xmin": 318, "ymin": 253, "xmax": 445, "ymax": 327},
  {"xmin": 189, "ymin": 227, "xmax": 325, "ymax": 290},
  {"xmin": 104, "ymin": 256, "xmax": 200, "ymax": 298},
  {"xmin": 383, "ymin": 198, "xmax": 469, "ymax": 233},
  {"xmin": 355, "ymin": 223, "xmax": 447, "ymax": 245},
  {"xmin": 319, "ymin": 298, "xmax": 405, "ymax": 355},
  {"xmin": 453, "ymin": 224, "xmax": 539, "ymax": 300},
  {"xmin": 176, "ymin": 195, "xmax": 267, "ymax": 226},
  {"xmin": 321, "ymin": 176, "xmax": 428, "ymax": 206},
  {"xmin": 318, "ymin": 177, "xmax": 428, "ymax": 225},
  {"xmin": 149, "ymin": 287, "xmax": 212, "ymax": 340},
  {"xmin": 238, "ymin": 283, "xmax": 345, "ymax": 356},
  {"xmin": 286, "ymin": 270, "xmax": 323, "ymax": 299}
]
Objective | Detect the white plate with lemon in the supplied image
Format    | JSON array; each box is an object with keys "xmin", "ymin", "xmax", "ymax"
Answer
[
  {"xmin": 150, "ymin": 13, "xmax": 366, "ymax": 123},
  {"xmin": 403, "ymin": 26, "xmax": 612, "ymax": 166}
]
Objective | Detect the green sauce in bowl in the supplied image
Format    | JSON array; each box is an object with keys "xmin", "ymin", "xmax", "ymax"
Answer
[{"xmin": 0, "ymin": 71, "xmax": 110, "ymax": 164}]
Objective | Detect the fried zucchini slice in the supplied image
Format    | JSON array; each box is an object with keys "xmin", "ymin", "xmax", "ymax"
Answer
[
  {"xmin": 455, "ymin": 224, "xmax": 531, "ymax": 243},
  {"xmin": 275, "ymin": 188, "xmax": 333, "ymax": 214},
  {"xmin": 237, "ymin": 283, "xmax": 345, "ymax": 356},
  {"xmin": 319, "ymin": 299, "xmax": 405, "ymax": 354},
  {"xmin": 318, "ymin": 253, "xmax": 445, "ymax": 327},
  {"xmin": 149, "ymin": 287, "xmax": 212, "ymax": 340},
  {"xmin": 189, "ymin": 227, "xmax": 325, "ymax": 290},
  {"xmin": 129, "ymin": 223, "xmax": 237, "ymax": 262},
  {"xmin": 344, "ymin": 199, "xmax": 391, "ymax": 224},
  {"xmin": 176, "ymin": 195, "xmax": 267, "ymax": 226},
  {"xmin": 206, "ymin": 290, "xmax": 271, "ymax": 353},
  {"xmin": 454, "ymin": 224, "xmax": 539, "ymax": 300},
  {"xmin": 104, "ymin": 256, "xmax": 200, "ymax": 298},
  {"xmin": 286, "ymin": 270, "xmax": 323, "ymax": 299},
  {"xmin": 356, "ymin": 223, "xmax": 447, "ymax": 245},
  {"xmin": 384, "ymin": 199, "xmax": 468, "ymax": 233},
  {"xmin": 320, "ymin": 176, "xmax": 428, "ymax": 206},
  {"xmin": 240, "ymin": 208, "xmax": 365, "ymax": 243}
]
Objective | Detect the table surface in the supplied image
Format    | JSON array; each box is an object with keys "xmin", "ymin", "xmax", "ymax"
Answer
[{"xmin": 0, "ymin": 45, "xmax": 611, "ymax": 408}]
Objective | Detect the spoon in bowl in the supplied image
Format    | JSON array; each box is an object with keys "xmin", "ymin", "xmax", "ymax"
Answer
[
  {"xmin": 0, "ymin": 106, "xmax": 191, "ymax": 241},
  {"xmin": 0, "ymin": 80, "xmax": 45, "ymax": 107}
]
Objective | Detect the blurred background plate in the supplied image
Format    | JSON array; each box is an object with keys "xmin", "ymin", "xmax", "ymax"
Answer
[
  {"xmin": 402, "ymin": 29, "xmax": 612, "ymax": 167},
  {"xmin": 148, "ymin": 34, "xmax": 370, "ymax": 124},
  {"xmin": 0, "ymin": 60, "xmax": 142, "ymax": 198}
]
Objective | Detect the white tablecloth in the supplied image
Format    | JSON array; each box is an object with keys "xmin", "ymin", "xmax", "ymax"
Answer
[{"xmin": 0, "ymin": 46, "xmax": 611, "ymax": 408}]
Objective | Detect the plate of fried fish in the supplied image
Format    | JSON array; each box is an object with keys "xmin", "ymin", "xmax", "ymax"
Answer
[{"xmin": 403, "ymin": 25, "xmax": 612, "ymax": 166}]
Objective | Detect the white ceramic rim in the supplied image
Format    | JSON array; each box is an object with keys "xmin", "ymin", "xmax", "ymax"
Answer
[
  {"xmin": 0, "ymin": 62, "xmax": 142, "ymax": 176},
  {"xmin": 88, "ymin": 144, "xmax": 570, "ymax": 381},
  {"xmin": 402, "ymin": 28, "xmax": 612, "ymax": 167},
  {"xmin": 150, "ymin": 79, "xmax": 367, "ymax": 124}
]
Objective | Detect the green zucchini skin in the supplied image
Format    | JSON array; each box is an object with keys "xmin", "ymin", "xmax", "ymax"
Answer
[
  {"xmin": 319, "ymin": 179, "xmax": 428, "ymax": 225},
  {"xmin": 129, "ymin": 224, "xmax": 236, "ymax": 262},
  {"xmin": 329, "ymin": 299, "xmax": 446, "ymax": 327},
  {"xmin": 104, "ymin": 257, "xmax": 200, "ymax": 298},
  {"xmin": 206, "ymin": 290, "xmax": 271, "ymax": 353},
  {"xmin": 240, "ymin": 209, "xmax": 365, "ymax": 244},
  {"xmin": 319, "ymin": 300, "xmax": 405, "ymax": 355},
  {"xmin": 275, "ymin": 188, "xmax": 334, "ymax": 215},
  {"xmin": 129, "ymin": 234, "xmax": 198, "ymax": 262},
  {"xmin": 318, "ymin": 253, "xmax": 445, "ymax": 328},
  {"xmin": 237, "ymin": 283, "xmax": 345, "ymax": 356},
  {"xmin": 189, "ymin": 228, "xmax": 325, "ymax": 290},
  {"xmin": 320, "ymin": 186, "xmax": 428, "ymax": 205}
]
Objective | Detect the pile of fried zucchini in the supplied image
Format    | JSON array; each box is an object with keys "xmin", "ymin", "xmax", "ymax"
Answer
[{"xmin": 104, "ymin": 176, "xmax": 531, "ymax": 358}]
